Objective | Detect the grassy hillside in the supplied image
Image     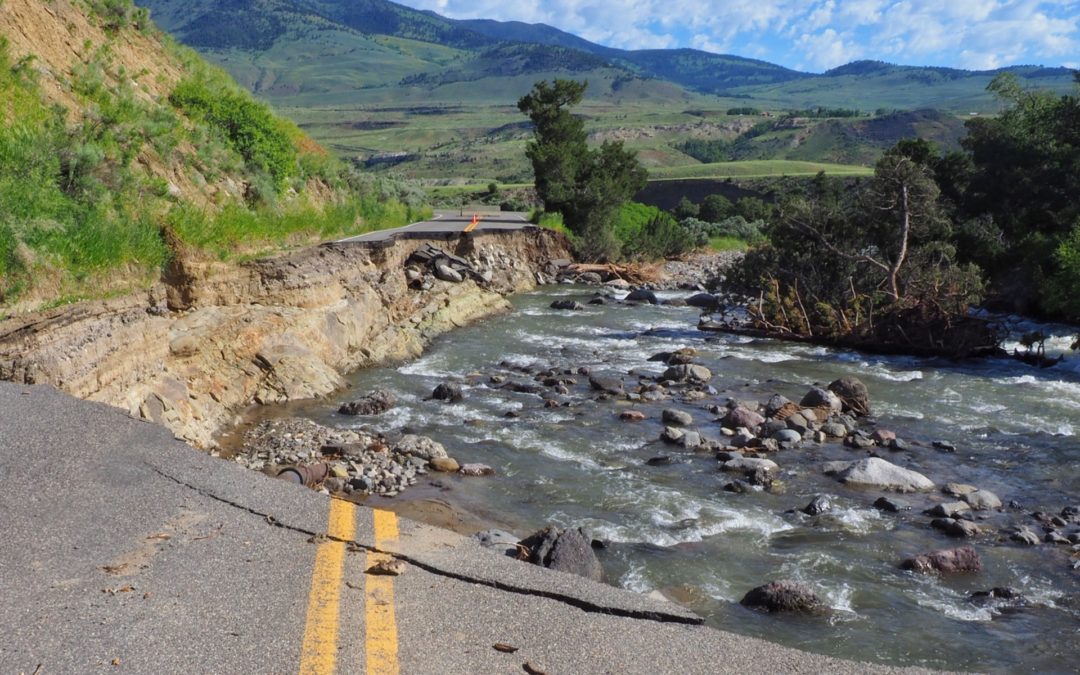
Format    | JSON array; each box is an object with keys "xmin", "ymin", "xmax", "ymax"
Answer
[
  {"xmin": 134, "ymin": 0, "xmax": 1076, "ymax": 185},
  {"xmin": 0, "ymin": 0, "xmax": 424, "ymax": 314}
]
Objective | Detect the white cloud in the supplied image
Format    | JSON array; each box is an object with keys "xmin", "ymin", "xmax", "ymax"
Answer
[{"xmin": 398, "ymin": 0, "xmax": 1080, "ymax": 71}]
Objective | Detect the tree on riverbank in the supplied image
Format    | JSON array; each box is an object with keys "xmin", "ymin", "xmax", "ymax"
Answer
[
  {"xmin": 518, "ymin": 79, "xmax": 647, "ymax": 261},
  {"xmin": 726, "ymin": 145, "xmax": 990, "ymax": 355}
]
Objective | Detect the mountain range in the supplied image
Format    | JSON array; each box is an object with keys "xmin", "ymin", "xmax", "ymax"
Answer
[{"xmin": 135, "ymin": 0, "xmax": 1077, "ymax": 182}]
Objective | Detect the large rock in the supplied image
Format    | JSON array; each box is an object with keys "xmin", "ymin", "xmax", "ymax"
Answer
[
  {"xmin": 429, "ymin": 382, "xmax": 463, "ymax": 402},
  {"xmin": 550, "ymin": 299, "xmax": 584, "ymax": 311},
  {"xmin": 662, "ymin": 408, "xmax": 694, "ymax": 426},
  {"xmin": 722, "ymin": 457, "xmax": 779, "ymax": 474},
  {"xmin": 901, "ymin": 546, "xmax": 982, "ymax": 574},
  {"xmin": 962, "ymin": 489, "xmax": 1002, "ymax": 511},
  {"xmin": 663, "ymin": 364, "xmax": 712, "ymax": 383},
  {"xmin": 589, "ymin": 374, "xmax": 625, "ymax": 396},
  {"xmin": 721, "ymin": 406, "xmax": 764, "ymax": 430},
  {"xmin": 828, "ymin": 377, "xmax": 871, "ymax": 416},
  {"xmin": 392, "ymin": 434, "xmax": 448, "ymax": 461},
  {"xmin": 686, "ymin": 293, "xmax": 722, "ymax": 310},
  {"xmin": 740, "ymin": 580, "xmax": 826, "ymax": 614},
  {"xmin": 338, "ymin": 389, "xmax": 397, "ymax": 416},
  {"xmin": 800, "ymin": 387, "xmax": 842, "ymax": 413},
  {"xmin": 625, "ymin": 289, "xmax": 659, "ymax": 305},
  {"xmin": 827, "ymin": 457, "xmax": 934, "ymax": 492},
  {"xmin": 519, "ymin": 526, "xmax": 603, "ymax": 582},
  {"xmin": 434, "ymin": 262, "xmax": 464, "ymax": 283}
]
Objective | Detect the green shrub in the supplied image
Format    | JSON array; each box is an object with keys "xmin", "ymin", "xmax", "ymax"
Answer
[
  {"xmin": 1042, "ymin": 221, "xmax": 1080, "ymax": 321},
  {"xmin": 170, "ymin": 77, "xmax": 297, "ymax": 187}
]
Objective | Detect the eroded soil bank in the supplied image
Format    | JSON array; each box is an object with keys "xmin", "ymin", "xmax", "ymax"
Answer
[{"xmin": 0, "ymin": 228, "xmax": 569, "ymax": 447}]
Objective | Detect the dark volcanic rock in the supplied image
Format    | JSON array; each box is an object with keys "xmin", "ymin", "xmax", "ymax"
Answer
[
  {"xmin": 740, "ymin": 580, "xmax": 827, "ymax": 614},
  {"xmin": 429, "ymin": 382, "xmax": 463, "ymax": 402},
  {"xmin": 550, "ymin": 299, "xmax": 585, "ymax": 311},
  {"xmin": 338, "ymin": 390, "xmax": 397, "ymax": 416},
  {"xmin": 686, "ymin": 292, "xmax": 722, "ymax": 310},
  {"xmin": 828, "ymin": 377, "xmax": 871, "ymax": 416},
  {"xmin": 520, "ymin": 526, "xmax": 603, "ymax": 582},
  {"xmin": 901, "ymin": 546, "xmax": 982, "ymax": 574},
  {"xmin": 802, "ymin": 495, "xmax": 833, "ymax": 516},
  {"xmin": 625, "ymin": 289, "xmax": 659, "ymax": 305}
]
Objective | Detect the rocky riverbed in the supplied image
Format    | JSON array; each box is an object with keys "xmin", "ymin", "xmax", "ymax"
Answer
[{"xmin": 244, "ymin": 283, "xmax": 1078, "ymax": 672}]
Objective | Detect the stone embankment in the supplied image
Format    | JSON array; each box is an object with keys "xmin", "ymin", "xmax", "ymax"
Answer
[{"xmin": 0, "ymin": 229, "xmax": 570, "ymax": 447}]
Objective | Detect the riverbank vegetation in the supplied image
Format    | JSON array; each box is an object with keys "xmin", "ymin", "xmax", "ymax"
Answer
[{"xmin": 716, "ymin": 72, "xmax": 1080, "ymax": 353}]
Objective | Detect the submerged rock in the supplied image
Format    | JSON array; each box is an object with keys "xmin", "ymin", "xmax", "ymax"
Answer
[{"xmin": 740, "ymin": 580, "xmax": 827, "ymax": 614}]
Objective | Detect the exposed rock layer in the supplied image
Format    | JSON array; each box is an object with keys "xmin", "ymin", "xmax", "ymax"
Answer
[{"xmin": 0, "ymin": 230, "xmax": 569, "ymax": 447}]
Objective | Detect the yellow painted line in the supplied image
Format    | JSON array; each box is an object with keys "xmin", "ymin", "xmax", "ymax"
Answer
[
  {"xmin": 299, "ymin": 499, "xmax": 357, "ymax": 675},
  {"xmin": 463, "ymin": 214, "xmax": 480, "ymax": 233},
  {"xmin": 365, "ymin": 510, "xmax": 400, "ymax": 675}
]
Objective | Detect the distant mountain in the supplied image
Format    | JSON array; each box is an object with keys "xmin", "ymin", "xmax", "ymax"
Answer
[{"xmin": 135, "ymin": 0, "xmax": 1077, "ymax": 181}]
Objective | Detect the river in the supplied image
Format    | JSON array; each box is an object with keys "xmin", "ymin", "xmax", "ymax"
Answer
[{"xmin": 281, "ymin": 286, "xmax": 1079, "ymax": 671}]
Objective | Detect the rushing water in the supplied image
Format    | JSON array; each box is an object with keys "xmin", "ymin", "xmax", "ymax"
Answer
[{"xmin": 290, "ymin": 287, "xmax": 1079, "ymax": 671}]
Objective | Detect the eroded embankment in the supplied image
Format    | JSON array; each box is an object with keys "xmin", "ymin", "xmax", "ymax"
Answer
[{"xmin": 0, "ymin": 229, "xmax": 570, "ymax": 447}]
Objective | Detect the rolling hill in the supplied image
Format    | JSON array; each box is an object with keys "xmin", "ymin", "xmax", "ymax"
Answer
[{"xmin": 134, "ymin": 0, "xmax": 1077, "ymax": 183}]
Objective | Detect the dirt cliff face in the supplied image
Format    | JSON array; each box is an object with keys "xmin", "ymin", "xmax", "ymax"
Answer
[{"xmin": 0, "ymin": 229, "xmax": 570, "ymax": 447}]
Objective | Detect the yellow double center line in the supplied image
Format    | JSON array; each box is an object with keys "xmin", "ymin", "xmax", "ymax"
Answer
[{"xmin": 298, "ymin": 500, "xmax": 400, "ymax": 675}]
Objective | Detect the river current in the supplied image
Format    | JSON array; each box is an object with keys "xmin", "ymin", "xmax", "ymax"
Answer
[{"xmin": 288, "ymin": 286, "xmax": 1079, "ymax": 672}]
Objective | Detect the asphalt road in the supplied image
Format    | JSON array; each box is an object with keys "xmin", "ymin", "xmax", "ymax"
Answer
[
  {"xmin": 334, "ymin": 212, "xmax": 534, "ymax": 244},
  {"xmin": 0, "ymin": 382, "xmax": 939, "ymax": 674}
]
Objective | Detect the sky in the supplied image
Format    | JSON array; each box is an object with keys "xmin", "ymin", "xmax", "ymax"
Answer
[{"xmin": 399, "ymin": 0, "xmax": 1080, "ymax": 72}]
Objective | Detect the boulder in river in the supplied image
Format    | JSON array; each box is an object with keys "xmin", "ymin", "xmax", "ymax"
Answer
[
  {"xmin": 625, "ymin": 288, "xmax": 659, "ymax": 305},
  {"xmin": 429, "ymin": 457, "xmax": 460, "ymax": 472},
  {"xmin": 662, "ymin": 408, "xmax": 694, "ymax": 426},
  {"xmin": 763, "ymin": 394, "xmax": 793, "ymax": 419},
  {"xmin": 663, "ymin": 364, "xmax": 712, "ymax": 383},
  {"xmin": 619, "ymin": 410, "xmax": 646, "ymax": 422},
  {"xmin": 722, "ymin": 406, "xmax": 764, "ymax": 430},
  {"xmin": 338, "ymin": 389, "xmax": 397, "ymax": 416},
  {"xmin": 901, "ymin": 546, "xmax": 982, "ymax": 574},
  {"xmin": 740, "ymin": 580, "xmax": 827, "ymax": 615},
  {"xmin": 962, "ymin": 489, "xmax": 1002, "ymax": 511},
  {"xmin": 550, "ymin": 299, "xmax": 585, "ymax": 311},
  {"xmin": 800, "ymin": 387, "xmax": 842, "ymax": 413},
  {"xmin": 825, "ymin": 457, "xmax": 934, "ymax": 492},
  {"xmin": 802, "ymin": 495, "xmax": 833, "ymax": 516},
  {"xmin": 589, "ymin": 374, "xmax": 625, "ymax": 396},
  {"xmin": 722, "ymin": 457, "xmax": 779, "ymax": 474},
  {"xmin": 519, "ymin": 526, "xmax": 603, "ymax": 582},
  {"xmin": 393, "ymin": 434, "xmax": 448, "ymax": 461},
  {"xmin": 686, "ymin": 293, "xmax": 722, "ymax": 310},
  {"xmin": 932, "ymin": 518, "xmax": 982, "ymax": 538},
  {"xmin": 828, "ymin": 377, "xmax": 871, "ymax": 416},
  {"xmin": 925, "ymin": 502, "xmax": 971, "ymax": 518},
  {"xmin": 459, "ymin": 463, "xmax": 495, "ymax": 477},
  {"xmin": 429, "ymin": 382, "xmax": 464, "ymax": 402}
]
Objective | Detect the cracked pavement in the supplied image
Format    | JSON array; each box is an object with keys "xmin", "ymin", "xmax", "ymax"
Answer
[{"xmin": 0, "ymin": 382, "xmax": 938, "ymax": 673}]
